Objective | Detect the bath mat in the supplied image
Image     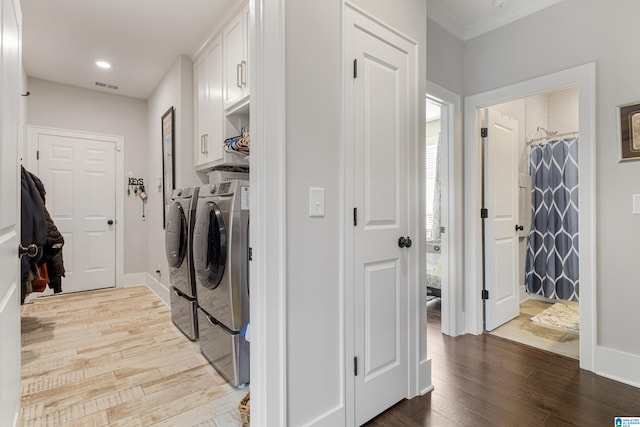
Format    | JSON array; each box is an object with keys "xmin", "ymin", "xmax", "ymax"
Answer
[{"xmin": 530, "ymin": 302, "xmax": 579, "ymax": 333}]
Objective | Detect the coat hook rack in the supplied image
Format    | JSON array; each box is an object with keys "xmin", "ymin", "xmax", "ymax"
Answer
[{"xmin": 127, "ymin": 177, "xmax": 144, "ymax": 196}]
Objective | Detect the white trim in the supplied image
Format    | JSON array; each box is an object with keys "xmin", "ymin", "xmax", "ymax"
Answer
[
  {"xmin": 428, "ymin": 0, "xmax": 564, "ymax": 42},
  {"xmin": 250, "ymin": 0, "xmax": 288, "ymax": 426},
  {"xmin": 426, "ymin": 81, "xmax": 464, "ymax": 337},
  {"xmin": 595, "ymin": 347, "xmax": 640, "ymax": 389},
  {"xmin": 26, "ymin": 125, "xmax": 126, "ymax": 290},
  {"xmin": 144, "ymin": 272, "xmax": 170, "ymax": 307},
  {"xmin": 121, "ymin": 272, "xmax": 146, "ymax": 287},
  {"xmin": 463, "ymin": 62, "xmax": 597, "ymax": 372}
]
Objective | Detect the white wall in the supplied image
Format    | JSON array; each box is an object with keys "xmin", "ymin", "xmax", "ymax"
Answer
[
  {"xmin": 464, "ymin": 0, "xmax": 640, "ymax": 375},
  {"xmin": 427, "ymin": 18, "xmax": 464, "ymax": 96},
  {"xmin": 146, "ymin": 55, "xmax": 204, "ymax": 301},
  {"xmin": 26, "ymin": 78, "xmax": 148, "ymax": 275},
  {"xmin": 285, "ymin": 1, "xmax": 342, "ymax": 423},
  {"xmin": 284, "ymin": 0, "xmax": 426, "ymax": 424}
]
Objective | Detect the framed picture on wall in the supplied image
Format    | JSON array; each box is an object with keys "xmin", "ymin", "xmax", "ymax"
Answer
[
  {"xmin": 161, "ymin": 106, "xmax": 175, "ymax": 228},
  {"xmin": 618, "ymin": 102, "xmax": 640, "ymax": 161}
]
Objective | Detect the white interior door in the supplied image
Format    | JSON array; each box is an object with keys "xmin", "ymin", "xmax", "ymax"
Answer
[
  {"xmin": 0, "ymin": 0, "xmax": 22, "ymax": 421},
  {"xmin": 483, "ymin": 108, "xmax": 520, "ymax": 331},
  {"xmin": 351, "ymin": 13, "xmax": 412, "ymax": 426},
  {"xmin": 37, "ymin": 129, "xmax": 116, "ymax": 293}
]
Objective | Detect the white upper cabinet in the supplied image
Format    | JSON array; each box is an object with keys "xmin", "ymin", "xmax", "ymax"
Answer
[
  {"xmin": 193, "ymin": 2, "xmax": 250, "ymax": 171},
  {"xmin": 223, "ymin": 4, "xmax": 250, "ymax": 110},
  {"xmin": 194, "ymin": 36, "xmax": 224, "ymax": 168}
]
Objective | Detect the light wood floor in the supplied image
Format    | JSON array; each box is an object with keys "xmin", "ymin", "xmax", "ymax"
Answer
[
  {"xmin": 489, "ymin": 299, "xmax": 580, "ymax": 359},
  {"xmin": 20, "ymin": 285, "xmax": 247, "ymax": 427}
]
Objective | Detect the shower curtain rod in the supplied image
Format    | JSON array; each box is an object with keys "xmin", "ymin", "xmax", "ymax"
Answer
[{"xmin": 527, "ymin": 130, "xmax": 579, "ymax": 144}]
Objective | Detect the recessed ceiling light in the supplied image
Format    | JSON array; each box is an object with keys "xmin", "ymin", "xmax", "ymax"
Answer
[{"xmin": 96, "ymin": 60, "xmax": 111, "ymax": 69}]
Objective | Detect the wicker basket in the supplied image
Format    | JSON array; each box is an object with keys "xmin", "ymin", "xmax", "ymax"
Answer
[{"xmin": 238, "ymin": 391, "xmax": 250, "ymax": 427}]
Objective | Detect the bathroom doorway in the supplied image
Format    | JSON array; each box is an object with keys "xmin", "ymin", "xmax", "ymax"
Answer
[
  {"xmin": 483, "ymin": 88, "xmax": 580, "ymax": 359},
  {"xmin": 463, "ymin": 63, "xmax": 596, "ymax": 371}
]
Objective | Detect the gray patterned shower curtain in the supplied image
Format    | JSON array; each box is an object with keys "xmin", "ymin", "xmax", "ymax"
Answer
[{"xmin": 525, "ymin": 137, "xmax": 579, "ymax": 301}]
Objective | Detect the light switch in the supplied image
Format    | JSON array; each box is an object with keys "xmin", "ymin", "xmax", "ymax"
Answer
[
  {"xmin": 309, "ymin": 187, "xmax": 325, "ymax": 217},
  {"xmin": 633, "ymin": 194, "xmax": 640, "ymax": 214}
]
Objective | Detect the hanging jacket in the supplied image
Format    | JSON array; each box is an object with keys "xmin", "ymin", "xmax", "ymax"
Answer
[
  {"xmin": 28, "ymin": 171, "xmax": 65, "ymax": 291},
  {"xmin": 21, "ymin": 166, "xmax": 47, "ymax": 301}
]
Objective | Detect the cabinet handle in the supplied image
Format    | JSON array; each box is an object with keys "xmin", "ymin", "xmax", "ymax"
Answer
[
  {"xmin": 237, "ymin": 63, "xmax": 242, "ymax": 89},
  {"xmin": 200, "ymin": 135, "xmax": 205, "ymax": 154},
  {"xmin": 241, "ymin": 60, "xmax": 247, "ymax": 87},
  {"xmin": 204, "ymin": 134, "xmax": 208, "ymax": 155}
]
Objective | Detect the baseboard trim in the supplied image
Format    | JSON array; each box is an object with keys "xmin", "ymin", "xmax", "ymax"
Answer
[
  {"xmin": 119, "ymin": 272, "xmax": 146, "ymax": 287},
  {"xmin": 595, "ymin": 346, "xmax": 640, "ymax": 389},
  {"xmin": 144, "ymin": 273, "xmax": 170, "ymax": 308},
  {"xmin": 418, "ymin": 358, "xmax": 433, "ymax": 395}
]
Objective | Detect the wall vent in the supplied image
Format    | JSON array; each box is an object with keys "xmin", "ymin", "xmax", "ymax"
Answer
[{"xmin": 95, "ymin": 81, "xmax": 119, "ymax": 90}]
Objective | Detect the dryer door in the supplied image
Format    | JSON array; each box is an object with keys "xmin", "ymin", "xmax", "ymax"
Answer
[
  {"xmin": 166, "ymin": 201, "xmax": 190, "ymax": 294},
  {"xmin": 194, "ymin": 201, "xmax": 227, "ymax": 290},
  {"xmin": 166, "ymin": 201, "xmax": 188, "ymax": 268}
]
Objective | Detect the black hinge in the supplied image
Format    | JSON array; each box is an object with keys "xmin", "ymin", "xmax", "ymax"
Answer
[
  {"xmin": 248, "ymin": 247, "xmax": 252, "ymax": 262},
  {"xmin": 482, "ymin": 289, "xmax": 489, "ymax": 300},
  {"xmin": 353, "ymin": 59, "xmax": 357, "ymax": 79},
  {"xmin": 353, "ymin": 207, "xmax": 358, "ymax": 226},
  {"xmin": 36, "ymin": 150, "xmax": 39, "ymax": 160},
  {"xmin": 354, "ymin": 357, "xmax": 358, "ymax": 376},
  {"xmin": 480, "ymin": 208, "xmax": 488, "ymax": 219},
  {"xmin": 481, "ymin": 127, "xmax": 488, "ymax": 138}
]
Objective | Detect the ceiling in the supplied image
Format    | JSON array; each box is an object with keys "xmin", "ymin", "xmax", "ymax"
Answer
[
  {"xmin": 22, "ymin": 1, "xmax": 567, "ymax": 100},
  {"xmin": 22, "ymin": 0, "xmax": 234, "ymax": 100},
  {"xmin": 427, "ymin": 0, "xmax": 565, "ymax": 41}
]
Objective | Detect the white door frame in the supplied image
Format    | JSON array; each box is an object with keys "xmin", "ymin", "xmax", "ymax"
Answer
[
  {"xmin": 248, "ymin": 0, "xmax": 288, "ymax": 425},
  {"xmin": 463, "ymin": 63, "xmax": 596, "ymax": 372},
  {"xmin": 426, "ymin": 81, "xmax": 464, "ymax": 337},
  {"xmin": 25, "ymin": 125, "xmax": 126, "ymax": 289}
]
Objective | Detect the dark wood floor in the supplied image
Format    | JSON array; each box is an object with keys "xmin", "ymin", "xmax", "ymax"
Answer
[{"xmin": 366, "ymin": 299, "xmax": 640, "ymax": 426}]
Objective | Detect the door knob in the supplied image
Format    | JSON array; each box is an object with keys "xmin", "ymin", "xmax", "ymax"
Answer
[
  {"xmin": 18, "ymin": 243, "xmax": 38, "ymax": 259},
  {"xmin": 515, "ymin": 224, "xmax": 524, "ymax": 231},
  {"xmin": 398, "ymin": 236, "xmax": 412, "ymax": 248},
  {"xmin": 108, "ymin": 219, "xmax": 114, "ymax": 225}
]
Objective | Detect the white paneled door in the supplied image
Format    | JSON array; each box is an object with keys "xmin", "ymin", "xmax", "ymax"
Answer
[
  {"xmin": 483, "ymin": 108, "xmax": 520, "ymax": 331},
  {"xmin": 348, "ymin": 7, "xmax": 416, "ymax": 425},
  {"xmin": 36, "ymin": 128, "xmax": 117, "ymax": 293},
  {"xmin": 0, "ymin": 0, "xmax": 22, "ymax": 422}
]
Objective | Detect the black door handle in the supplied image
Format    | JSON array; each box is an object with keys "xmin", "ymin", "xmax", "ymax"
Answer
[
  {"xmin": 108, "ymin": 219, "xmax": 114, "ymax": 225},
  {"xmin": 398, "ymin": 236, "xmax": 412, "ymax": 248},
  {"xmin": 515, "ymin": 224, "xmax": 524, "ymax": 231},
  {"xmin": 18, "ymin": 243, "xmax": 38, "ymax": 259}
]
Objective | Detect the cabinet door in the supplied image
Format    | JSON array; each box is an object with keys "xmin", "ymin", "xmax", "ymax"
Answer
[
  {"xmin": 241, "ymin": 4, "xmax": 250, "ymax": 96},
  {"xmin": 223, "ymin": 10, "xmax": 245, "ymax": 109},
  {"xmin": 205, "ymin": 38, "xmax": 224, "ymax": 163},
  {"xmin": 194, "ymin": 53, "xmax": 210, "ymax": 166},
  {"xmin": 194, "ymin": 37, "xmax": 223, "ymax": 168}
]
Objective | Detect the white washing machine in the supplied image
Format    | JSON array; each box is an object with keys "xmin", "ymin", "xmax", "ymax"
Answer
[
  {"xmin": 193, "ymin": 179, "xmax": 250, "ymax": 386},
  {"xmin": 165, "ymin": 186, "xmax": 199, "ymax": 341}
]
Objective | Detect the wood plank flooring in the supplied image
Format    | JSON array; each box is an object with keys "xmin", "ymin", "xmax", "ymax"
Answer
[
  {"xmin": 22, "ymin": 288, "xmax": 640, "ymax": 426},
  {"xmin": 366, "ymin": 299, "xmax": 640, "ymax": 426},
  {"xmin": 20, "ymin": 286, "xmax": 246, "ymax": 427}
]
